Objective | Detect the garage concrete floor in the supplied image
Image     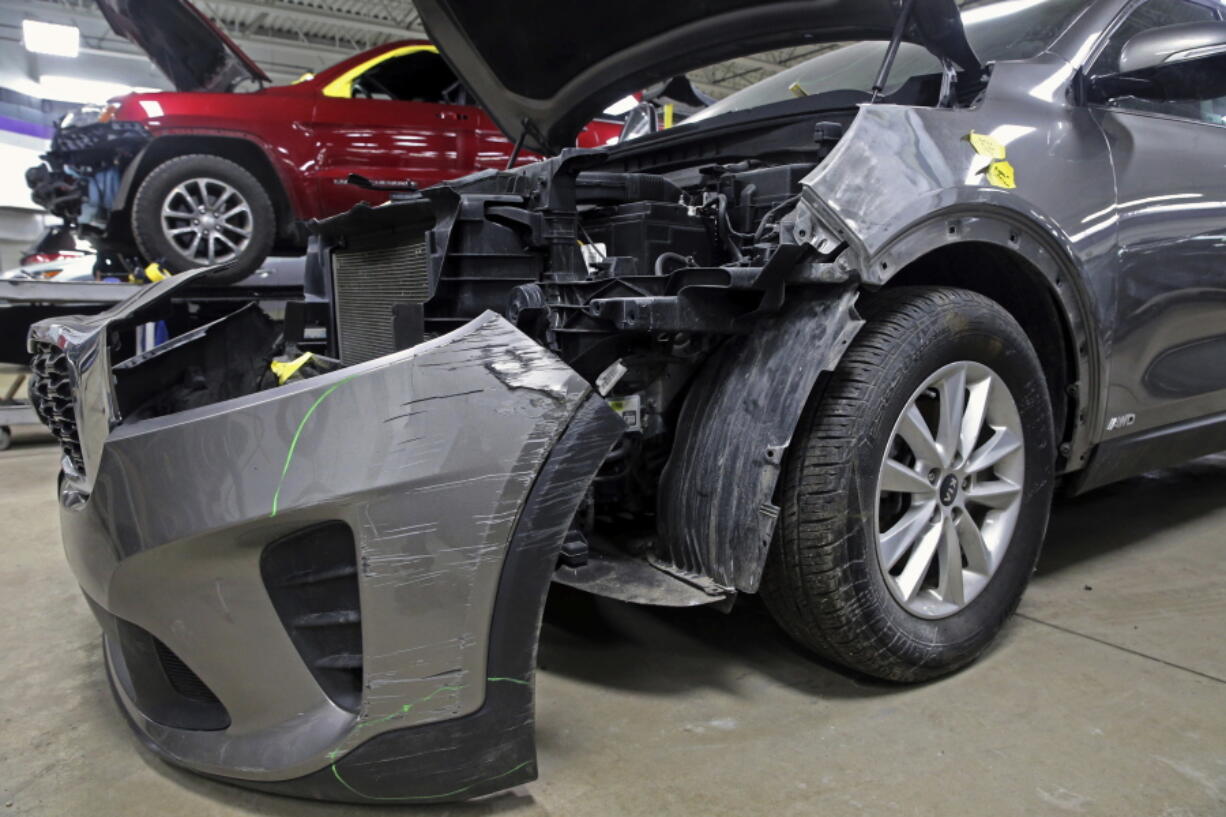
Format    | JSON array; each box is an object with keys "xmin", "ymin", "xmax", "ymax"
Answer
[{"xmin": 1, "ymin": 428, "xmax": 1223, "ymax": 817}]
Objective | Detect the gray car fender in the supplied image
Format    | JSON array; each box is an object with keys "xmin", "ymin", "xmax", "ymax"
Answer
[
  {"xmin": 800, "ymin": 97, "xmax": 1107, "ymax": 469},
  {"xmin": 657, "ymin": 86, "xmax": 1115, "ymax": 592}
]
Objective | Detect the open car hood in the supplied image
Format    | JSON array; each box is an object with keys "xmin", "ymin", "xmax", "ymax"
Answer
[
  {"xmin": 415, "ymin": 0, "xmax": 980, "ymax": 153},
  {"xmin": 95, "ymin": 0, "xmax": 271, "ymax": 92}
]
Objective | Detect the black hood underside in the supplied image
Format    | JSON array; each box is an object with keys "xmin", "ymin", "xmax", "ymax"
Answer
[{"xmin": 415, "ymin": 0, "xmax": 980, "ymax": 152}]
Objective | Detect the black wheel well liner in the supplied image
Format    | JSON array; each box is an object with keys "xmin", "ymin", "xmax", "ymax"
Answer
[
  {"xmin": 118, "ymin": 135, "xmax": 298, "ymax": 243},
  {"xmin": 655, "ymin": 288, "xmax": 863, "ymax": 593},
  {"xmin": 861, "ymin": 212, "xmax": 1100, "ymax": 473},
  {"xmin": 654, "ymin": 215, "xmax": 1099, "ymax": 596}
]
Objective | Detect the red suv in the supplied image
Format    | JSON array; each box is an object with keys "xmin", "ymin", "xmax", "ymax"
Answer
[{"xmin": 27, "ymin": 0, "xmax": 618, "ymax": 283}]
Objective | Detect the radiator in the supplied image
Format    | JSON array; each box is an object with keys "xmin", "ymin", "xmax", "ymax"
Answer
[{"xmin": 332, "ymin": 240, "xmax": 429, "ymax": 365}]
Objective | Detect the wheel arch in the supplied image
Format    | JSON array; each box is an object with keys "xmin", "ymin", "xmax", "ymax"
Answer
[
  {"xmin": 656, "ymin": 212, "xmax": 1100, "ymax": 596},
  {"xmin": 117, "ymin": 135, "xmax": 299, "ymax": 244},
  {"xmin": 863, "ymin": 210, "xmax": 1101, "ymax": 473}
]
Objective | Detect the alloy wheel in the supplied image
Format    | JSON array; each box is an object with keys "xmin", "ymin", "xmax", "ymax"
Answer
[
  {"xmin": 875, "ymin": 361, "xmax": 1025, "ymax": 619},
  {"xmin": 160, "ymin": 177, "xmax": 253, "ymax": 265}
]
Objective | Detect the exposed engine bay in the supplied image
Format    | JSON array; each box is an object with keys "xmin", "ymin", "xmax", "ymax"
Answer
[
  {"xmin": 41, "ymin": 103, "xmax": 870, "ymax": 602},
  {"xmin": 27, "ymin": 117, "xmax": 151, "ymax": 233},
  {"xmin": 34, "ymin": 0, "xmax": 1135, "ymax": 795}
]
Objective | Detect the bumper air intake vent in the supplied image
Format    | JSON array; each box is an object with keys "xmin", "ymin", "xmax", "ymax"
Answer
[
  {"xmin": 86, "ymin": 597, "xmax": 231, "ymax": 731},
  {"xmin": 154, "ymin": 640, "xmax": 223, "ymax": 704},
  {"xmin": 261, "ymin": 523, "xmax": 363, "ymax": 712},
  {"xmin": 29, "ymin": 341, "xmax": 85, "ymax": 476},
  {"xmin": 332, "ymin": 239, "xmax": 429, "ymax": 365}
]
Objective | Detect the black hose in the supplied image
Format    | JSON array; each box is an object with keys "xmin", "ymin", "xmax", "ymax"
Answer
[
  {"xmin": 654, "ymin": 251, "xmax": 692, "ymax": 277},
  {"xmin": 709, "ymin": 195, "xmax": 745, "ymax": 261},
  {"xmin": 754, "ymin": 194, "xmax": 802, "ymax": 241},
  {"xmin": 575, "ymin": 172, "xmax": 682, "ymax": 204}
]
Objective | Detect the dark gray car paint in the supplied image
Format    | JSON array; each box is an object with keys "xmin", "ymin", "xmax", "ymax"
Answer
[
  {"xmin": 642, "ymin": 50, "xmax": 1123, "ymax": 595},
  {"xmin": 653, "ymin": 0, "xmax": 1226, "ymax": 587},
  {"xmin": 1119, "ymin": 19, "xmax": 1226, "ymax": 72},
  {"xmin": 795, "ymin": 0, "xmax": 1226, "ymax": 478},
  {"xmin": 33, "ymin": 0, "xmax": 1226, "ymax": 800},
  {"xmin": 796, "ymin": 55, "xmax": 1117, "ymax": 470},
  {"xmin": 244, "ymin": 395, "xmax": 624, "ymax": 802},
  {"xmin": 1092, "ymin": 107, "xmax": 1226, "ymax": 435},
  {"xmin": 35, "ymin": 273, "xmax": 608, "ymax": 781},
  {"xmin": 1072, "ymin": 0, "xmax": 1226, "ymax": 481},
  {"xmin": 613, "ymin": 44, "xmax": 1129, "ymax": 588}
]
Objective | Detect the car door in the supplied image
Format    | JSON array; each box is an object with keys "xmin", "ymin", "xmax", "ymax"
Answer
[
  {"xmin": 469, "ymin": 110, "xmax": 623, "ymax": 172},
  {"xmin": 307, "ymin": 47, "xmax": 476, "ymax": 215},
  {"xmin": 1089, "ymin": 0, "xmax": 1226, "ymax": 437},
  {"xmin": 470, "ymin": 107, "xmax": 527, "ymax": 172}
]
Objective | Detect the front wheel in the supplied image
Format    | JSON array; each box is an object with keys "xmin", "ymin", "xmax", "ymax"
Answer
[
  {"xmin": 131, "ymin": 154, "xmax": 275, "ymax": 286},
  {"xmin": 762, "ymin": 286, "xmax": 1055, "ymax": 682}
]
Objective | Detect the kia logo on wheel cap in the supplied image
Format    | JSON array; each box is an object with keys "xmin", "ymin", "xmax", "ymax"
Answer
[{"xmin": 939, "ymin": 474, "xmax": 960, "ymax": 506}]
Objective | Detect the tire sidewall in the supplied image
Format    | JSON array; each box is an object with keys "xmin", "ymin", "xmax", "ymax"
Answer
[{"xmin": 845, "ymin": 299, "xmax": 1054, "ymax": 671}]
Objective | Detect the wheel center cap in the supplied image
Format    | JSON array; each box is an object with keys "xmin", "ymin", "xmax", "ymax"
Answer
[
  {"xmin": 200, "ymin": 215, "xmax": 216, "ymax": 230},
  {"xmin": 939, "ymin": 473, "xmax": 960, "ymax": 506}
]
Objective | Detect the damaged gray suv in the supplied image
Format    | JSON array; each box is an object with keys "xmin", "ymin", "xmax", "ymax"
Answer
[{"xmin": 28, "ymin": 0, "xmax": 1226, "ymax": 803}]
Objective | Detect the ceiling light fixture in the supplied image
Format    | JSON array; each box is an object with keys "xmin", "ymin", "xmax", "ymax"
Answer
[{"xmin": 22, "ymin": 20, "xmax": 81, "ymax": 58}]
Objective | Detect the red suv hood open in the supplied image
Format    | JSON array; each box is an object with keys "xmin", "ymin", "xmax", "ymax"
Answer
[
  {"xmin": 95, "ymin": 0, "xmax": 271, "ymax": 92},
  {"xmin": 414, "ymin": 0, "xmax": 981, "ymax": 154}
]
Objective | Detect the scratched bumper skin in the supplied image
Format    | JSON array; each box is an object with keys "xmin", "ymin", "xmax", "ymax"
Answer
[{"xmin": 44, "ymin": 295, "xmax": 621, "ymax": 801}]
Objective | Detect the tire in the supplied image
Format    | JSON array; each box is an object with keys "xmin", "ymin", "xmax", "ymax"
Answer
[
  {"xmin": 131, "ymin": 154, "xmax": 275, "ymax": 286},
  {"xmin": 762, "ymin": 286, "xmax": 1055, "ymax": 682}
]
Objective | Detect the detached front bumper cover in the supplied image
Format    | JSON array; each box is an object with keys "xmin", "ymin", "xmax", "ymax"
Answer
[{"xmin": 29, "ymin": 268, "xmax": 622, "ymax": 802}]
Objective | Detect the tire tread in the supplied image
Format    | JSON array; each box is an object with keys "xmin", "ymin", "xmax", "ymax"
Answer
[{"xmin": 762, "ymin": 286, "xmax": 1049, "ymax": 681}]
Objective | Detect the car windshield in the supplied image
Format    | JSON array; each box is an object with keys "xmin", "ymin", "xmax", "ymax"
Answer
[{"xmin": 688, "ymin": 0, "xmax": 1089, "ymax": 124}]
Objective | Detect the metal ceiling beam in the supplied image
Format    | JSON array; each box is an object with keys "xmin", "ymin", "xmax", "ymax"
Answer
[
  {"xmin": 7, "ymin": 0, "xmax": 361, "ymax": 64},
  {"xmin": 690, "ymin": 80, "xmax": 740, "ymax": 97},
  {"xmin": 202, "ymin": 10, "xmax": 371, "ymax": 54},
  {"xmin": 8, "ymin": 0, "xmax": 390, "ymax": 51},
  {"xmin": 732, "ymin": 54, "xmax": 788, "ymax": 71},
  {"xmin": 202, "ymin": 0, "xmax": 425, "ymax": 38},
  {"xmin": 2, "ymin": 0, "xmax": 103, "ymax": 25},
  {"xmin": 731, "ymin": 44, "xmax": 843, "ymax": 74},
  {"xmin": 9, "ymin": 0, "xmax": 817, "ymax": 101}
]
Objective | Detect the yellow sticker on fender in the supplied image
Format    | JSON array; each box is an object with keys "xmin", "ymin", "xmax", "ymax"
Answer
[
  {"xmin": 986, "ymin": 160, "xmax": 1017, "ymax": 189},
  {"xmin": 968, "ymin": 130, "xmax": 1007, "ymax": 160}
]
